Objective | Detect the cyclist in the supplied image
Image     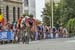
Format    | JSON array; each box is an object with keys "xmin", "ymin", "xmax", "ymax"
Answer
[{"xmin": 26, "ymin": 14, "xmax": 36, "ymax": 42}]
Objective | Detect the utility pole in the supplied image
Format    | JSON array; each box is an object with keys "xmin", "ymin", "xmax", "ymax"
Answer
[{"xmin": 51, "ymin": 0, "xmax": 54, "ymax": 28}]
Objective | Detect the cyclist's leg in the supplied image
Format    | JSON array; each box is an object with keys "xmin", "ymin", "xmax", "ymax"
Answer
[{"xmin": 25, "ymin": 27, "xmax": 30, "ymax": 44}]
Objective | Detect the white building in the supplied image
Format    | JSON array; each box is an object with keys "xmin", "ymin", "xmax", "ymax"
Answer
[
  {"xmin": 22, "ymin": 0, "xmax": 29, "ymax": 14},
  {"xmin": 23, "ymin": 0, "xmax": 45, "ymax": 21},
  {"xmin": 35, "ymin": 0, "xmax": 45, "ymax": 21}
]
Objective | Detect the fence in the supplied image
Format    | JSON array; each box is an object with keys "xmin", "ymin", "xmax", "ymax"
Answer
[{"xmin": 0, "ymin": 31, "xmax": 14, "ymax": 41}]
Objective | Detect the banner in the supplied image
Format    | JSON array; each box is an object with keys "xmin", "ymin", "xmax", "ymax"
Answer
[{"xmin": 0, "ymin": 31, "xmax": 14, "ymax": 40}]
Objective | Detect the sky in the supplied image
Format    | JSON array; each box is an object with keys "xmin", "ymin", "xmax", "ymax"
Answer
[
  {"xmin": 36, "ymin": 0, "xmax": 60, "ymax": 21},
  {"xmin": 35, "ymin": 0, "xmax": 45, "ymax": 22}
]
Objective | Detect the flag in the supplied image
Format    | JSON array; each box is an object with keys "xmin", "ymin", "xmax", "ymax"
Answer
[
  {"xmin": 0, "ymin": 14, "xmax": 5, "ymax": 25},
  {"xmin": 0, "ymin": 14, "xmax": 3, "ymax": 22}
]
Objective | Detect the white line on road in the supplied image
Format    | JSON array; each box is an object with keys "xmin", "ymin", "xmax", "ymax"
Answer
[{"xmin": 66, "ymin": 40, "xmax": 75, "ymax": 43}]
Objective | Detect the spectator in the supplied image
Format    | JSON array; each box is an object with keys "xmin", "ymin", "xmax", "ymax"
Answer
[
  {"xmin": 63, "ymin": 28, "xmax": 68, "ymax": 38},
  {"xmin": 0, "ymin": 22, "xmax": 2, "ymax": 31},
  {"xmin": 59, "ymin": 27, "xmax": 64, "ymax": 38},
  {"xmin": 52, "ymin": 27, "xmax": 56, "ymax": 38},
  {"xmin": 49, "ymin": 27, "xmax": 53, "ymax": 38}
]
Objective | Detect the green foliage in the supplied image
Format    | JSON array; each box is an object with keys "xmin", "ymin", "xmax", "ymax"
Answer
[
  {"xmin": 42, "ymin": 3, "xmax": 51, "ymax": 26},
  {"xmin": 63, "ymin": 0, "xmax": 75, "ymax": 36},
  {"xmin": 42, "ymin": 3, "xmax": 51, "ymax": 16},
  {"xmin": 43, "ymin": 16, "xmax": 50, "ymax": 26},
  {"xmin": 42, "ymin": 0, "xmax": 75, "ymax": 35},
  {"xmin": 62, "ymin": 0, "xmax": 75, "ymax": 23},
  {"xmin": 22, "ymin": 13, "xmax": 29, "ymax": 17},
  {"xmin": 66, "ymin": 18, "xmax": 75, "ymax": 37}
]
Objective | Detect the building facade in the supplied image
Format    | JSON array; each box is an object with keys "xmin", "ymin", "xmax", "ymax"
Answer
[
  {"xmin": 23, "ymin": 0, "xmax": 45, "ymax": 21},
  {"xmin": 22, "ymin": 0, "xmax": 29, "ymax": 14},
  {"xmin": 0, "ymin": 0, "xmax": 23, "ymax": 23},
  {"xmin": 23, "ymin": 0, "xmax": 35, "ymax": 16}
]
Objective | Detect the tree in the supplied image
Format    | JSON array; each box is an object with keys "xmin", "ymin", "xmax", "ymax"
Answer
[
  {"xmin": 43, "ymin": 16, "xmax": 50, "ymax": 26},
  {"xmin": 42, "ymin": 3, "xmax": 51, "ymax": 26},
  {"xmin": 42, "ymin": 0, "xmax": 65, "ymax": 26},
  {"xmin": 42, "ymin": 0, "xmax": 75, "ymax": 29},
  {"xmin": 66, "ymin": 18, "xmax": 75, "ymax": 37},
  {"xmin": 42, "ymin": 3, "xmax": 51, "ymax": 16},
  {"xmin": 62, "ymin": 0, "xmax": 75, "ymax": 24}
]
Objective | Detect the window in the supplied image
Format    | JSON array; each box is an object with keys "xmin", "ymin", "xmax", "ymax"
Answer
[
  {"xmin": 0, "ymin": 8, "xmax": 1, "ymax": 14},
  {"xmin": 26, "ymin": 0, "xmax": 28, "ymax": 5},
  {"xmin": 24, "ymin": 0, "xmax": 28, "ymax": 6},
  {"xmin": 13, "ymin": 7, "xmax": 16, "ymax": 22},
  {"xmin": 6, "ymin": 6, "xmax": 9, "ymax": 22},
  {"xmin": 17, "ymin": 7, "xmax": 20, "ymax": 19}
]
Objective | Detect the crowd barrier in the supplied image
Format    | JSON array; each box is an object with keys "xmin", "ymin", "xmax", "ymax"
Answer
[{"xmin": 0, "ymin": 31, "xmax": 14, "ymax": 41}]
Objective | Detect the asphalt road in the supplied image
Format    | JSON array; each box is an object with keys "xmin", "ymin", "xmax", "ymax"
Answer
[{"xmin": 0, "ymin": 38, "xmax": 75, "ymax": 50}]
